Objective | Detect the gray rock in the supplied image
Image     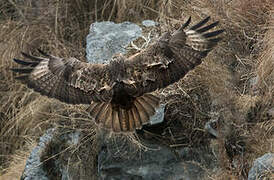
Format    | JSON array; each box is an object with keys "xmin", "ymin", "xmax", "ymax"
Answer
[
  {"xmin": 86, "ymin": 21, "xmax": 142, "ymax": 63},
  {"xmin": 98, "ymin": 137, "xmax": 217, "ymax": 180},
  {"xmin": 142, "ymin": 20, "xmax": 158, "ymax": 27},
  {"xmin": 267, "ymin": 107, "xmax": 274, "ymax": 117},
  {"xmin": 248, "ymin": 153, "xmax": 274, "ymax": 180},
  {"xmin": 149, "ymin": 104, "xmax": 165, "ymax": 125},
  {"xmin": 21, "ymin": 129, "xmax": 95, "ymax": 180},
  {"xmin": 21, "ymin": 128, "xmax": 55, "ymax": 180},
  {"xmin": 249, "ymin": 76, "xmax": 259, "ymax": 87},
  {"xmin": 204, "ymin": 119, "xmax": 218, "ymax": 138}
]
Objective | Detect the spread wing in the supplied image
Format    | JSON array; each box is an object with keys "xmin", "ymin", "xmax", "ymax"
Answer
[
  {"xmin": 124, "ymin": 16, "xmax": 224, "ymax": 96},
  {"xmin": 11, "ymin": 50, "xmax": 112, "ymax": 104}
]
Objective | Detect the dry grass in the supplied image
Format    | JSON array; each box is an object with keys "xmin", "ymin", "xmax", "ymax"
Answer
[{"xmin": 0, "ymin": 0, "xmax": 273, "ymax": 179}]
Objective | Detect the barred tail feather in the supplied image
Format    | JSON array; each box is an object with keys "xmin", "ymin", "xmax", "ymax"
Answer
[{"xmin": 88, "ymin": 93, "xmax": 160, "ymax": 132}]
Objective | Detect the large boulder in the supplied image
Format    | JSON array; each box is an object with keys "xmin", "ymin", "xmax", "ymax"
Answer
[
  {"xmin": 98, "ymin": 135, "xmax": 217, "ymax": 180},
  {"xmin": 86, "ymin": 21, "xmax": 142, "ymax": 63},
  {"xmin": 248, "ymin": 153, "xmax": 274, "ymax": 180}
]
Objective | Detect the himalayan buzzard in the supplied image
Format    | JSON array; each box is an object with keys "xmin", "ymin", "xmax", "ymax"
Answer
[{"xmin": 12, "ymin": 16, "xmax": 223, "ymax": 133}]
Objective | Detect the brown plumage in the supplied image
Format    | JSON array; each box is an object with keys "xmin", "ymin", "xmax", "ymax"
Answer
[{"xmin": 11, "ymin": 16, "xmax": 224, "ymax": 133}]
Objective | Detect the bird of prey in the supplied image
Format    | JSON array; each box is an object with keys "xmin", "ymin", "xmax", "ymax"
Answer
[{"xmin": 11, "ymin": 16, "xmax": 223, "ymax": 133}]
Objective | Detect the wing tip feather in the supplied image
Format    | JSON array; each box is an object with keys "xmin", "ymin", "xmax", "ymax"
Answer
[
  {"xmin": 37, "ymin": 49, "xmax": 50, "ymax": 57},
  {"xmin": 190, "ymin": 16, "xmax": 211, "ymax": 30},
  {"xmin": 180, "ymin": 16, "xmax": 192, "ymax": 30}
]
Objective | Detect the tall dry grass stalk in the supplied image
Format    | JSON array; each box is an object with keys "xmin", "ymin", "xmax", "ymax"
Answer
[
  {"xmin": 248, "ymin": 6, "xmax": 274, "ymax": 160},
  {"xmin": 256, "ymin": 10, "xmax": 274, "ymax": 98}
]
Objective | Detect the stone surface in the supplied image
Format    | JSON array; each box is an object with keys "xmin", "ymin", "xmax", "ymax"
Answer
[
  {"xmin": 204, "ymin": 119, "xmax": 218, "ymax": 138},
  {"xmin": 248, "ymin": 153, "xmax": 274, "ymax": 180},
  {"xmin": 98, "ymin": 137, "xmax": 217, "ymax": 180},
  {"xmin": 267, "ymin": 107, "xmax": 274, "ymax": 117},
  {"xmin": 142, "ymin": 20, "xmax": 158, "ymax": 27},
  {"xmin": 21, "ymin": 128, "xmax": 95, "ymax": 180},
  {"xmin": 21, "ymin": 128, "xmax": 55, "ymax": 180},
  {"xmin": 149, "ymin": 104, "xmax": 165, "ymax": 125},
  {"xmin": 86, "ymin": 21, "xmax": 142, "ymax": 63}
]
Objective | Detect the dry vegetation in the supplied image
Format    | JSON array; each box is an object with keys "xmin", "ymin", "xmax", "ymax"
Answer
[{"xmin": 0, "ymin": 0, "xmax": 273, "ymax": 179}]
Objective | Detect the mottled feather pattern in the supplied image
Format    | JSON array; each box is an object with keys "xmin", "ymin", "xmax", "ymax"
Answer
[
  {"xmin": 12, "ymin": 51, "xmax": 108, "ymax": 104},
  {"xmin": 70, "ymin": 65, "xmax": 111, "ymax": 101},
  {"xmin": 29, "ymin": 58, "xmax": 93, "ymax": 104},
  {"xmin": 124, "ymin": 16, "xmax": 223, "ymax": 97},
  {"xmin": 12, "ymin": 16, "xmax": 223, "ymax": 133}
]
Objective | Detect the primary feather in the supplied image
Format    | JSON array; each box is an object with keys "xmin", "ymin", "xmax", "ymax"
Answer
[{"xmin": 12, "ymin": 16, "xmax": 223, "ymax": 133}]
